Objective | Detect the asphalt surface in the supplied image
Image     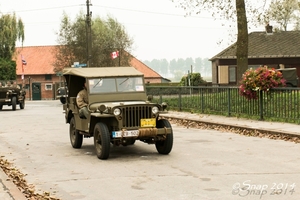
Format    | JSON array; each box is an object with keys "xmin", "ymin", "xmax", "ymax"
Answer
[{"xmin": 1, "ymin": 110, "xmax": 299, "ymax": 200}]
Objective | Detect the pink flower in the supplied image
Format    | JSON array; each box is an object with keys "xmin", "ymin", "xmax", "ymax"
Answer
[{"xmin": 239, "ymin": 66, "xmax": 286, "ymax": 100}]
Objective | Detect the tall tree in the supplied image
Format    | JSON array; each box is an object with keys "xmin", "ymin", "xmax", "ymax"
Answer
[
  {"xmin": 0, "ymin": 12, "xmax": 24, "ymax": 80},
  {"xmin": 159, "ymin": 59, "xmax": 169, "ymax": 76},
  {"xmin": 172, "ymin": 0, "xmax": 251, "ymax": 84},
  {"xmin": 185, "ymin": 57, "xmax": 194, "ymax": 73},
  {"xmin": 169, "ymin": 58, "xmax": 178, "ymax": 73},
  {"xmin": 53, "ymin": 12, "xmax": 133, "ymax": 72},
  {"xmin": 261, "ymin": 0, "xmax": 300, "ymax": 31}
]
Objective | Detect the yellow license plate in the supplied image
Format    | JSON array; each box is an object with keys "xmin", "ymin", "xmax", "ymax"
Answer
[{"xmin": 140, "ymin": 118, "xmax": 156, "ymax": 128}]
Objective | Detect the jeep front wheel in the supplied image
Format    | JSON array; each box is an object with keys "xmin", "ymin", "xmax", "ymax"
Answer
[
  {"xmin": 69, "ymin": 117, "xmax": 83, "ymax": 148},
  {"xmin": 12, "ymin": 96, "xmax": 17, "ymax": 110},
  {"xmin": 155, "ymin": 119, "xmax": 173, "ymax": 155},
  {"xmin": 94, "ymin": 122, "xmax": 110, "ymax": 160}
]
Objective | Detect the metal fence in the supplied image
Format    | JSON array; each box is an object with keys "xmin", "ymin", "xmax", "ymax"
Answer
[{"xmin": 146, "ymin": 86, "xmax": 300, "ymax": 124}]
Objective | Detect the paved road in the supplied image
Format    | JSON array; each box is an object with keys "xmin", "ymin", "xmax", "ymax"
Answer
[{"xmin": 0, "ymin": 101, "xmax": 300, "ymax": 200}]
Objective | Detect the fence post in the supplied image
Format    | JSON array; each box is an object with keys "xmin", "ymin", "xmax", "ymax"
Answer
[
  {"xmin": 259, "ymin": 90, "xmax": 264, "ymax": 120},
  {"xmin": 179, "ymin": 87, "xmax": 182, "ymax": 111},
  {"xmin": 201, "ymin": 88, "xmax": 204, "ymax": 113},
  {"xmin": 228, "ymin": 88, "xmax": 231, "ymax": 117}
]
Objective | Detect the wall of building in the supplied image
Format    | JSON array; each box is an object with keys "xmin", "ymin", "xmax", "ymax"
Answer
[{"xmin": 17, "ymin": 74, "xmax": 61, "ymax": 100}]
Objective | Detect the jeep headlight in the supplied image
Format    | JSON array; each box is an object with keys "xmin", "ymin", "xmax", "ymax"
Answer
[
  {"xmin": 152, "ymin": 106, "xmax": 159, "ymax": 114},
  {"xmin": 113, "ymin": 108, "xmax": 121, "ymax": 116},
  {"xmin": 98, "ymin": 104, "xmax": 107, "ymax": 112}
]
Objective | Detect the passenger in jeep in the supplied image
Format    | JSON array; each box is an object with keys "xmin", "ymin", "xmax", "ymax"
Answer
[
  {"xmin": 76, "ymin": 81, "xmax": 89, "ymax": 119},
  {"xmin": 12, "ymin": 81, "xmax": 20, "ymax": 89}
]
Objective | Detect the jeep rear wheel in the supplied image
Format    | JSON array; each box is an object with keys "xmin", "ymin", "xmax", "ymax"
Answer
[
  {"xmin": 20, "ymin": 100, "xmax": 25, "ymax": 109},
  {"xmin": 12, "ymin": 96, "xmax": 17, "ymax": 111},
  {"xmin": 60, "ymin": 97, "xmax": 66, "ymax": 104},
  {"xmin": 94, "ymin": 122, "xmax": 110, "ymax": 160},
  {"xmin": 69, "ymin": 117, "xmax": 83, "ymax": 148},
  {"xmin": 155, "ymin": 119, "xmax": 173, "ymax": 155}
]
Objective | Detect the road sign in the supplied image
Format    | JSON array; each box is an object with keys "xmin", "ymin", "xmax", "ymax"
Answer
[{"xmin": 74, "ymin": 63, "xmax": 87, "ymax": 68}]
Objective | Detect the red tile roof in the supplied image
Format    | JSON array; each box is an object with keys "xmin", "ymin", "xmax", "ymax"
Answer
[
  {"xmin": 15, "ymin": 46, "xmax": 163, "ymax": 79},
  {"xmin": 130, "ymin": 56, "xmax": 162, "ymax": 78},
  {"xmin": 15, "ymin": 46, "xmax": 57, "ymax": 75}
]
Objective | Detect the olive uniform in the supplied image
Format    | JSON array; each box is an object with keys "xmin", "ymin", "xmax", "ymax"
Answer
[{"xmin": 76, "ymin": 88, "xmax": 89, "ymax": 118}]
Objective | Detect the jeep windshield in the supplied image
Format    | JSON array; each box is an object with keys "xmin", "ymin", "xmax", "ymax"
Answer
[{"xmin": 88, "ymin": 77, "xmax": 144, "ymax": 94}]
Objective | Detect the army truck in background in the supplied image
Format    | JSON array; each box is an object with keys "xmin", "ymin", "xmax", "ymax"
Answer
[
  {"xmin": 62, "ymin": 67, "xmax": 173, "ymax": 160},
  {"xmin": 277, "ymin": 68, "xmax": 299, "ymax": 87}
]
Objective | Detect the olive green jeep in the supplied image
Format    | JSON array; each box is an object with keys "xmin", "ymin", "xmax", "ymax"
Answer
[
  {"xmin": 0, "ymin": 81, "xmax": 26, "ymax": 111},
  {"xmin": 62, "ymin": 67, "xmax": 173, "ymax": 160}
]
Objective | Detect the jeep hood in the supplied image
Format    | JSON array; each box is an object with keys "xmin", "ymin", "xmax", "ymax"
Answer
[{"xmin": 89, "ymin": 101, "xmax": 154, "ymax": 111}]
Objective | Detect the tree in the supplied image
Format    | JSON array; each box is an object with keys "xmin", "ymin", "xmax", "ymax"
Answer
[
  {"xmin": 179, "ymin": 72, "xmax": 206, "ymax": 86},
  {"xmin": 53, "ymin": 12, "xmax": 133, "ymax": 72},
  {"xmin": 150, "ymin": 59, "xmax": 161, "ymax": 73},
  {"xmin": 172, "ymin": 0, "xmax": 250, "ymax": 84},
  {"xmin": 261, "ymin": 0, "xmax": 300, "ymax": 31},
  {"xmin": 0, "ymin": 12, "xmax": 24, "ymax": 80},
  {"xmin": 159, "ymin": 59, "xmax": 169, "ymax": 76},
  {"xmin": 184, "ymin": 57, "xmax": 194, "ymax": 73},
  {"xmin": 169, "ymin": 58, "xmax": 178, "ymax": 74},
  {"xmin": 177, "ymin": 58, "xmax": 186, "ymax": 72}
]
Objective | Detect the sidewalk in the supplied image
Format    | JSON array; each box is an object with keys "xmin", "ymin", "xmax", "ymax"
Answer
[
  {"xmin": 160, "ymin": 111, "xmax": 300, "ymax": 137},
  {"xmin": 1, "ymin": 111, "xmax": 299, "ymax": 200}
]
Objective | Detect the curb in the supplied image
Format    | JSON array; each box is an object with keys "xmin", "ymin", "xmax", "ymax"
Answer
[
  {"xmin": 0, "ymin": 168, "xmax": 27, "ymax": 200},
  {"xmin": 161, "ymin": 114, "xmax": 300, "ymax": 138}
]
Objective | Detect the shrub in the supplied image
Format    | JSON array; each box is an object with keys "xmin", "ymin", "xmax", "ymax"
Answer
[
  {"xmin": 179, "ymin": 72, "xmax": 206, "ymax": 86},
  {"xmin": 239, "ymin": 66, "xmax": 286, "ymax": 100}
]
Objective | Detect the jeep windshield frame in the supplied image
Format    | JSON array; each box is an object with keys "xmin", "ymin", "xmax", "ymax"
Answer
[{"xmin": 88, "ymin": 77, "xmax": 145, "ymax": 94}]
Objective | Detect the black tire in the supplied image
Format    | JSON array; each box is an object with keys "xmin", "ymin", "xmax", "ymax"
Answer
[
  {"xmin": 155, "ymin": 119, "xmax": 173, "ymax": 155},
  {"xmin": 94, "ymin": 122, "xmax": 110, "ymax": 160},
  {"xmin": 69, "ymin": 117, "xmax": 83, "ymax": 148},
  {"xmin": 20, "ymin": 100, "xmax": 25, "ymax": 109},
  {"xmin": 12, "ymin": 96, "xmax": 17, "ymax": 111},
  {"xmin": 129, "ymin": 139, "xmax": 136, "ymax": 145},
  {"xmin": 60, "ymin": 97, "xmax": 66, "ymax": 104},
  {"xmin": 0, "ymin": 105, "xmax": 2, "ymax": 110}
]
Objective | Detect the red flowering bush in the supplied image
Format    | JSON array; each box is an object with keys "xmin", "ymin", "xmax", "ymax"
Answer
[{"xmin": 239, "ymin": 66, "xmax": 286, "ymax": 100}]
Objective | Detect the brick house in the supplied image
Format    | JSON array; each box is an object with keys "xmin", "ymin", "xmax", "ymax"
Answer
[
  {"xmin": 210, "ymin": 26, "xmax": 300, "ymax": 86},
  {"xmin": 15, "ymin": 46, "xmax": 168, "ymax": 100}
]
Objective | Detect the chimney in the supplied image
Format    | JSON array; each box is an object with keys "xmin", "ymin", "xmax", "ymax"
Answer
[{"xmin": 265, "ymin": 23, "xmax": 273, "ymax": 34}]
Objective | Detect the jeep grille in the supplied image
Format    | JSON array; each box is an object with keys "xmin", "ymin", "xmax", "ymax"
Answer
[
  {"xmin": 121, "ymin": 106, "xmax": 154, "ymax": 128},
  {"xmin": 0, "ymin": 93, "xmax": 6, "ymax": 98}
]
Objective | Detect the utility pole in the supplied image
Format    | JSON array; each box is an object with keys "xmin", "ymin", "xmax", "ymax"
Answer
[{"xmin": 86, "ymin": 0, "xmax": 92, "ymax": 67}]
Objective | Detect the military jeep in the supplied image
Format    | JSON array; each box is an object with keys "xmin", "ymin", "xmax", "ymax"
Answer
[
  {"xmin": 0, "ymin": 83, "xmax": 26, "ymax": 111},
  {"xmin": 62, "ymin": 67, "xmax": 173, "ymax": 160}
]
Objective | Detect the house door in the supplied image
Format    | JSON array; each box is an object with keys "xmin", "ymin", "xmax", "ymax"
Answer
[{"xmin": 32, "ymin": 83, "xmax": 41, "ymax": 100}]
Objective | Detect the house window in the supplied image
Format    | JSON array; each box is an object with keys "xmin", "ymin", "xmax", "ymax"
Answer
[
  {"xmin": 45, "ymin": 75, "xmax": 52, "ymax": 80},
  {"xmin": 218, "ymin": 66, "xmax": 229, "ymax": 84},
  {"xmin": 229, "ymin": 66, "xmax": 236, "ymax": 83},
  {"xmin": 45, "ymin": 83, "xmax": 52, "ymax": 90}
]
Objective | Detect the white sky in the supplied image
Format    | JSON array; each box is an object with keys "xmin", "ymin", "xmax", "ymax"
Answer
[{"xmin": 0, "ymin": 0, "xmax": 266, "ymax": 61}]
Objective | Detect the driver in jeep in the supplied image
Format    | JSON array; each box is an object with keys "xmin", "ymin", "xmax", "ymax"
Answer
[{"xmin": 76, "ymin": 80, "xmax": 89, "ymax": 119}]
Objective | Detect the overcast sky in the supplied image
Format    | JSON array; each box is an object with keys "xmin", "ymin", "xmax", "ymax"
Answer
[{"xmin": 1, "ymin": 0, "xmax": 265, "ymax": 61}]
